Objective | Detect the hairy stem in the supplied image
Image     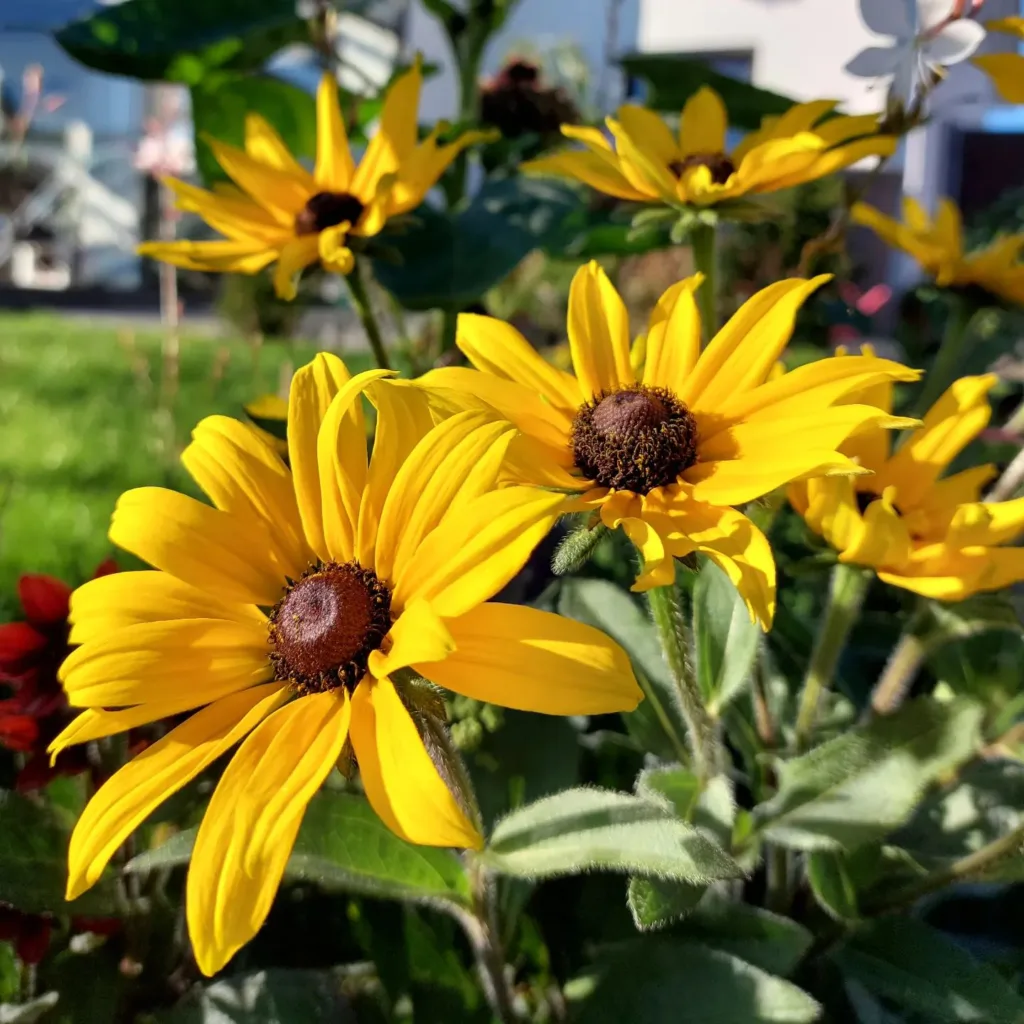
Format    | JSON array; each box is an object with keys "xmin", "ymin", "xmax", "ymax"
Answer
[
  {"xmin": 794, "ymin": 563, "xmax": 870, "ymax": 750},
  {"xmin": 346, "ymin": 262, "xmax": 391, "ymax": 370},
  {"xmin": 647, "ymin": 581, "xmax": 719, "ymax": 779},
  {"xmin": 869, "ymin": 628, "xmax": 927, "ymax": 716},
  {"xmin": 690, "ymin": 221, "xmax": 718, "ymax": 341}
]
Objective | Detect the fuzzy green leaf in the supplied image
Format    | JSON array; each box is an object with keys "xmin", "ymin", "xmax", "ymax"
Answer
[
  {"xmin": 807, "ymin": 851, "xmax": 860, "ymax": 921},
  {"xmin": 482, "ymin": 788, "xmax": 743, "ymax": 883},
  {"xmin": 754, "ymin": 698, "xmax": 984, "ymax": 851}
]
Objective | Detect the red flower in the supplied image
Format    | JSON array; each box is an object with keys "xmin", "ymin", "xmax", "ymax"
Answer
[{"xmin": 0, "ymin": 560, "xmax": 117, "ymax": 788}]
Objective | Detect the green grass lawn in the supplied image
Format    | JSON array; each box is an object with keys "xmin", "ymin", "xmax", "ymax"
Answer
[{"xmin": 0, "ymin": 314, "xmax": 349, "ymax": 611}]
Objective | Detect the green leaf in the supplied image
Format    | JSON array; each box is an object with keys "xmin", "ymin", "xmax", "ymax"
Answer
[
  {"xmin": 835, "ymin": 917, "xmax": 1024, "ymax": 1023},
  {"xmin": 481, "ymin": 787, "xmax": 743, "ymax": 883},
  {"xmin": 42, "ymin": 946, "xmax": 125, "ymax": 1024},
  {"xmin": 627, "ymin": 876, "xmax": 705, "ymax": 931},
  {"xmin": 0, "ymin": 792, "xmax": 118, "ymax": 916},
  {"xmin": 806, "ymin": 851, "xmax": 860, "ymax": 921},
  {"xmin": 754, "ymin": 697, "xmax": 984, "ymax": 851},
  {"xmin": 557, "ymin": 578, "xmax": 688, "ymax": 763},
  {"xmin": 128, "ymin": 793, "xmax": 471, "ymax": 907},
  {"xmin": 571, "ymin": 939, "xmax": 821, "ymax": 1023},
  {"xmin": 619, "ymin": 54, "xmax": 797, "ymax": 130},
  {"xmin": 156, "ymin": 969, "xmax": 347, "ymax": 1023},
  {"xmin": 373, "ymin": 177, "xmax": 578, "ymax": 311},
  {"xmin": 693, "ymin": 559, "xmax": 760, "ymax": 715},
  {"xmin": 922, "ymin": 592, "xmax": 1024, "ymax": 647},
  {"xmin": 190, "ymin": 74, "xmax": 317, "ymax": 186},
  {"xmin": 0, "ymin": 994, "xmax": 60, "ymax": 1024},
  {"xmin": 636, "ymin": 767, "xmax": 735, "ymax": 846},
  {"xmin": 55, "ymin": 0, "xmax": 308, "ymax": 83},
  {"xmin": 680, "ymin": 894, "xmax": 814, "ymax": 977}
]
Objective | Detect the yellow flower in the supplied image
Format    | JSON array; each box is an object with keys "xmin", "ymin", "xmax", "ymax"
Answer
[
  {"xmin": 852, "ymin": 197, "xmax": 1024, "ymax": 306},
  {"xmin": 791, "ymin": 361, "xmax": 1024, "ymax": 600},
  {"xmin": 243, "ymin": 393, "xmax": 288, "ymax": 456},
  {"xmin": 522, "ymin": 88, "xmax": 897, "ymax": 210},
  {"xmin": 415, "ymin": 262, "xmax": 919, "ymax": 627},
  {"xmin": 974, "ymin": 18, "xmax": 1024, "ymax": 104},
  {"xmin": 138, "ymin": 62, "xmax": 491, "ymax": 299},
  {"xmin": 51, "ymin": 353, "xmax": 640, "ymax": 976}
]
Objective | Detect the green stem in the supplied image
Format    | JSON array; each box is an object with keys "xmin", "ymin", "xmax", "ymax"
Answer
[
  {"xmin": 869, "ymin": 624, "xmax": 927, "ymax": 717},
  {"xmin": 690, "ymin": 221, "xmax": 718, "ymax": 341},
  {"xmin": 866, "ymin": 822, "xmax": 1024, "ymax": 916},
  {"xmin": 647, "ymin": 582, "xmax": 718, "ymax": 779},
  {"xmin": 794, "ymin": 563, "xmax": 870, "ymax": 750},
  {"xmin": 765, "ymin": 845, "xmax": 792, "ymax": 914},
  {"xmin": 911, "ymin": 294, "xmax": 977, "ymax": 417},
  {"xmin": 346, "ymin": 262, "xmax": 391, "ymax": 370}
]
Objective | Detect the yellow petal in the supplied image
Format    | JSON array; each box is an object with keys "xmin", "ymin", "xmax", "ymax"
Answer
[
  {"xmin": 457, "ymin": 313, "xmax": 582, "ymax": 414},
  {"xmin": 684, "ymin": 277, "xmax": 831, "ymax": 411},
  {"xmin": 314, "ymin": 73, "xmax": 356, "ymax": 190},
  {"xmin": 206, "ymin": 137, "xmax": 311, "ymax": 219},
  {"xmin": 66, "ymin": 683, "xmax": 287, "ymax": 901},
  {"xmin": 568, "ymin": 261, "xmax": 635, "ymax": 400},
  {"xmin": 643, "ymin": 275, "xmax": 702, "ymax": 392},
  {"xmin": 164, "ymin": 175, "xmax": 287, "ymax": 242},
  {"xmin": 395, "ymin": 487, "xmax": 564, "ymax": 618},
  {"xmin": 420, "ymin": 602, "xmax": 641, "ymax": 714},
  {"xmin": 68, "ymin": 571, "xmax": 263, "ymax": 647},
  {"xmin": 59, "ymin": 618, "xmax": 271, "ymax": 708},
  {"xmin": 187, "ymin": 690, "xmax": 351, "ymax": 976},
  {"xmin": 679, "ymin": 87, "xmax": 728, "ymax": 157},
  {"xmin": 522, "ymin": 149, "xmax": 650, "ymax": 201},
  {"xmin": 317, "ymin": 369, "xmax": 395, "ymax": 563},
  {"xmin": 272, "ymin": 235, "xmax": 319, "ymax": 300},
  {"xmin": 368, "ymin": 599, "xmax": 455, "ymax": 678},
  {"xmin": 182, "ymin": 415, "xmax": 311, "ymax": 581},
  {"xmin": 109, "ymin": 488, "xmax": 285, "ymax": 606},
  {"xmin": 350, "ymin": 677, "xmax": 480, "ymax": 848},
  {"xmin": 375, "ymin": 412, "xmax": 513, "ymax": 581},
  {"xmin": 605, "ymin": 117, "xmax": 678, "ymax": 200},
  {"xmin": 245, "ymin": 113, "xmax": 315, "ymax": 190},
  {"xmin": 800, "ymin": 475, "xmax": 863, "ymax": 554},
  {"xmin": 973, "ymin": 53, "xmax": 1024, "ymax": 104},
  {"xmin": 138, "ymin": 239, "xmax": 278, "ymax": 274},
  {"xmin": 288, "ymin": 353, "xmax": 355, "ymax": 559},
  {"xmin": 355, "ymin": 380, "xmax": 439, "ymax": 566},
  {"xmin": 946, "ymin": 497, "xmax": 1024, "ymax": 548},
  {"xmin": 390, "ymin": 129, "xmax": 495, "ymax": 214},
  {"xmin": 615, "ymin": 105, "xmax": 680, "ymax": 165},
  {"xmin": 318, "ymin": 226, "xmax": 355, "ymax": 275},
  {"xmin": 839, "ymin": 487, "xmax": 911, "ymax": 569}
]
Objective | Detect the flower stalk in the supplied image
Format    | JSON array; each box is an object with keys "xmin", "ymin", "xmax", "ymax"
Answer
[
  {"xmin": 794, "ymin": 563, "xmax": 871, "ymax": 750},
  {"xmin": 911, "ymin": 293, "xmax": 977, "ymax": 417},
  {"xmin": 647, "ymin": 580, "xmax": 719, "ymax": 779},
  {"xmin": 869, "ymin": 626, "xmax": 927, "ymax": 716},
  {"xmin": 690, "ymin": 220, "xmax": 719, "ymax": 340},
  {"xmin": 346, "ymin": 262, "xmax": 392, "ymax": 371}
]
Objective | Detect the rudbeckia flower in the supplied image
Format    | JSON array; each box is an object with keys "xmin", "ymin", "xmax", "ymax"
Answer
[
  {"xmin": 974, "ymin": 17, "xmax": 1024, "ymax": 105},
  {"xmin": 52, "ymin": 354, "xmax": 641, "ymax": 976},
  {"xmin": 521, "ymin": 88, "xmax": 897, "ymax": 211},
  {"xmin": 138, "ymin": 62, "xmax": 491, "ymax": 299},
  {"xmin": 415, "ymin": 262, "xmax": 919, "ymax": 627},
  {"xmin": 852, "ymin": 197, "xmax": 1024, "ymax": 306},
  {"xmin": 791, "ymin": 362, "xmax": 1024, "ymax": 599}
]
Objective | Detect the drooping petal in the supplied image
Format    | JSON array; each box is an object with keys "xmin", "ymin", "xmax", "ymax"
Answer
[
  {"xmin": 349, "ymin": 677, "xmax": 480, "ymax": 848},
  {"xmin": 109, "ymin": 488, "xmax": 285, "ymax": 607},
  {"xmin": 798, "ymin": 475, "xmax": 864, "ymax": 554},
  {"xmin": 182, "ymin": 416, "xmax": 311, "ymax": 581},
  {"xmin": 137, "ymin": 239, "xmax": 278, "ymax": 274},
  {"xmin": 66, "ymin": 684, "xmax": 287, "ymax": 901},
  {"xmin": 368, "ymin": 600, "xmax": 455, "ymax": 678},
  {"xmin": 946, "ymin": 497, "xmax": 1024, "ymax": 548},
  {"xmin": 314, "ymin": 73, "xmax": 356, "ymax": 191},
  {"xmin": 567, "ymin": 261, "xmax": 635, "ymax": 400},
  {"xmin": 272, "ymin": 236, "xmax": 320, "ymax": 300},
  {"xmin": 678, "ymin": 87, "xmax": 728, "ymax": 157},
  {"xmin": 187, "ymin": 690, "xmax": 351, "ymax": 976},
  {"xmin": 68, "ymin": 571, "xmax": 264, "ymax": 647},
  {"xmin": 457, "ymin": 313, "xmax": 582, "ymax": 414},
  {"xmin": 419, "ymin": 602, "xmax": 641, "ymax": 714},
  {"xmin": 59, "ymin": 618, "xmax": 271, "ymax": 708},
  {"xmin": 522, "ymin": 149, "xmax": 650, "ymax": 201},
  {"xmin": 839, "ymin": 487, "xmax": 912, "ymax": 568},
  {"xmin": 395, "ymin": 488, "xmax": 564, "ymax": 618},
  {"xmin": 163, "ymin": 176, "xmax": 288, "ymax": 242},
  {"xmin": 643, "ymin": 275, "xmax": 702, "ymax": 393}
]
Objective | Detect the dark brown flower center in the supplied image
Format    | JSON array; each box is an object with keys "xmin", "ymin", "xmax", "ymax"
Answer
[
  {"xmin": 571, "ymin": 384, "xmax": 699, "ymax": 494},
  {"xmin": 295, "ymin": 191, "xmax": 365, "ymax": 235},
  {"xmin": 269, "ymin": 562, "xmax": 391, "ymax": 695},
  {"xmin": 668, "ymin": 152, "xmax": 736, "ymax": 185}
]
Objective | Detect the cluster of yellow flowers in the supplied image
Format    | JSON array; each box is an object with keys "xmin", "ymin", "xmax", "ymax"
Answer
[{"xmin": 56, "ymin": 64, "xmax": 1024, "ymax": 977}]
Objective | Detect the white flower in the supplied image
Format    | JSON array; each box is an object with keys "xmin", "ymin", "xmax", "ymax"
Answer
[{"xmin": 846, "ymin": 0, "xmax": 987, "ymax": 107}]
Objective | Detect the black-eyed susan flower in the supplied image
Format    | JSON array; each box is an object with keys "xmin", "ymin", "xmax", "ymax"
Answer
[
  {"xmin": 791, "ymin": 364, "xmax": 1024, "ymax": 600},
  {"xmin": 521, "ymin": 88, "xmax": 897, "ymax": 212},
  {"xmin": 51, "ymin": 353, "xmax": 640, "ymax": 976},
  {"xmin": 138, "ymin": 62, "xmax": 491, "ymax": 299},
  {"xmin": 852, "ymin": 197, "xmax": 1024, "ymax": 306},
  {"xmin": 416, "ymin": 262, "xmax": 920, "ymax": 627}
]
